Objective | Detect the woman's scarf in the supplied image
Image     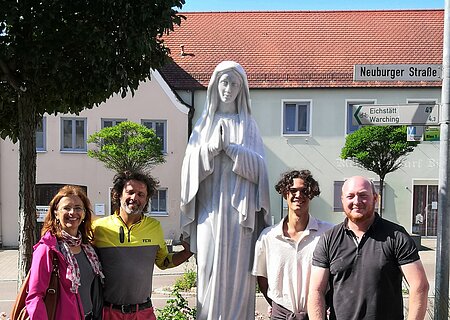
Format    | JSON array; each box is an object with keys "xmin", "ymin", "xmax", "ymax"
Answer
[{"xmin": 58, "ymin": 230, "xmax": 104, "ymax": 293}]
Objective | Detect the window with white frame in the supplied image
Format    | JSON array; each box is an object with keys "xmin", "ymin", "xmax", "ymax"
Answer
[
  {"xmin": 102, "ymin": 118, "xmax": 127, "ymax": 128},
  {"xmin": 282, "ymin": 101, "xmax": 311, "ymax": 135},
  {"xmin": 36, "ymin": 117, "xmax": 46, "ymax": 152},
  {"xmin": 61, "ymin": 118, "xmax": 87, "ymax": 152},
  {"xmin": 333, "ymin": 180, "xmax": 384, "ymax": 212},
  {"xmin": 346, "ymin": 100, "xmax": 375, "ymax": 134},
  {"xmin": 142, "ymin": 120, "xmax": 167, "ymax": 152},
  {"xmin": 151, "ymin": 189, "xmax": 167, "ymax": 215}
]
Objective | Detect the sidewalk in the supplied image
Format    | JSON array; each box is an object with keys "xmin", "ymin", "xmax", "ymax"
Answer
[
  {"xmin": 0, "ymin": 239, "xmax": 440, "ymax": 319},
  {"xmin": 416, "ymin": 238, "xmax": 439, "ymax": 320},
  {"xmin": 419, "ymin": 238, "xmax": 438, "ymax": 294},
  {"xmin": 0, "ymin": 250, "xmax": 19, "ymax": 319}
]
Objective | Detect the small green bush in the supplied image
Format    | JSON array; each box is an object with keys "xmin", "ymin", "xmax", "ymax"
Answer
[
  {"xmin": 174, "ymin": 268, "xmax": 197, "ymax": 291},
  {"xmin": 156, "ymin": 287, "xmax": 196, "ymax": 320}
]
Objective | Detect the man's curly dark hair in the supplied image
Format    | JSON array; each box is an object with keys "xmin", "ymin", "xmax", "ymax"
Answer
[
  {"xmin": 111, "ymin": 170, "xmax": 159, "ymax": 213},
  {"xmin": 275, "ymin": 170, "xmax": 320, "ymax": 200}
]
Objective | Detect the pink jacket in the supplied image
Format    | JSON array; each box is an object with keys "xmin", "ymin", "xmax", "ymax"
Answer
[{"xmin": 25, "ymin": 231, "xmax": 84, "ymax": 319}]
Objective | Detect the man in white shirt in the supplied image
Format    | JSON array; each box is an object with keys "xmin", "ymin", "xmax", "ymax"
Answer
[{"xmin": 252, "ymin": 170, "xmax": 333, "ymax": 320}]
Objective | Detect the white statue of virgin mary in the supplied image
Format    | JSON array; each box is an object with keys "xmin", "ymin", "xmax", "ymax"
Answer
[{"xmin": 180, "ymin": 61, "xmax": 271, "ymax": 320}]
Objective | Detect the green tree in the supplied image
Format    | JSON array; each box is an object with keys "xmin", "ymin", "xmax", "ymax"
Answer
[
  {"xmin": 341, "ymin": 126, "xmax": 419, "ymax": 217},
  {"xmin": 0, "ymin": 0, "xmax": 184, "ymax": 283},
  {"xmin": 87, "ymin": 121, "xmax": 165, "ymax": 173}
]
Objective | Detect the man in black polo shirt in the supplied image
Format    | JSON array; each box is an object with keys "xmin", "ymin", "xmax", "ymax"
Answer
[{"xmin": 307, "ymin": 176, "xmax": 429, "ymax": 320}]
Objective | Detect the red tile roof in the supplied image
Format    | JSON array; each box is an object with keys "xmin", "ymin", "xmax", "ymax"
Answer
[{"xmin": 160, "ymin": 10, "xmax": 444, "ymax": 89}]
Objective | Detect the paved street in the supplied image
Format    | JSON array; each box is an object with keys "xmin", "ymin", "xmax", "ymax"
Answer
[{"xmin": 0, "ymin": 239, "xmax": 441, "ymax": 319}]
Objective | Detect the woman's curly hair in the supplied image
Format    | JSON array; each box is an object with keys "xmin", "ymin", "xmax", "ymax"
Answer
[{"xmin": 275, "ymin": 169, "xmax": 320, "ymax": 200}]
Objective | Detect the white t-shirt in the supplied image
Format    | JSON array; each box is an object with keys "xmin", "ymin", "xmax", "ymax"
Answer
[{"xmin": 252, "ymin": 215, "xmax": 333, "ymax": 313}]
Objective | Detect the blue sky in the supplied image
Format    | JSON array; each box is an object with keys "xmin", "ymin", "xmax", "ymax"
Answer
[{"xmin": 180, "ymin": 0, "xmax": 444, "ymax": 12}]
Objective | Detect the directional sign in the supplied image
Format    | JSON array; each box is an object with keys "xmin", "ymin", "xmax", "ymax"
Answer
[
  {"xmin": 353, "ymin": 103, "xmax": 439, "ymax": 126},
  {"xmin": 354, "ymin": 64, "xmax": 442, "ymax": 81},
  {"xmin": 424, "ymin": 127, "xmax": 440, "ymax": 141}
]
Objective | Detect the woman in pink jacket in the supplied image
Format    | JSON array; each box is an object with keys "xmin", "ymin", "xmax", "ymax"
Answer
[{"xmin": 26, "ymin": 185, "xmax": 104, "ymax": 320}]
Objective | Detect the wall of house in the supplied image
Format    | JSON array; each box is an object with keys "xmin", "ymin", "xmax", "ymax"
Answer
[
  {"xmin": 189, "ymin": 86, "xmax": 441, "ymax": 232},
  {"xmin": 3, "ymin": 82, "xmax": 437, "ymax": 246},
  {"xmin": 0, "ymin": 73, "xmax": 189, "ymax": 247},
  {"xmin": 0, "ymin": 138, "xmax": 20, "ymax": 247}
]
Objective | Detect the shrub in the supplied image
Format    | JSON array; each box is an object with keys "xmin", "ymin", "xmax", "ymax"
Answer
[
  {"xmin": 174, "ymin": 268, "xmax": 197, "ymax": 291},
  {"xmin": 156, "ymin": 287, "xmax": 196, "ymax": 320}
]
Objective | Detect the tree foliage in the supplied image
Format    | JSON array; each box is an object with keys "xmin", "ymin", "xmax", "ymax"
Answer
[
  {"xmin": 0, "ymin": 0, "xmax": 185, "ymax": 140},
  {"xmin": 341, "ymin": 125, "xmax": 419, "ymax": 177},
  {"xmin": 0, "ymin": 0, "xmax": 184, "ymax": 283},
  {"xmin": 341, "ymin": 125, "xmax": 419, "ymax": 216},
  {"xmin": 87, "ymin": 121, "xmax": 165, "ymax": 173}
]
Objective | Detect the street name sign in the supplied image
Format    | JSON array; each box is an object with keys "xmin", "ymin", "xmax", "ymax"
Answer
[
  {"xmin": 353, "ymin": 64, "xmax": 442, "ymax": 81},
  {"xmin": 353, "ymin": 103, "xmax": 439, "ymax": 126}
]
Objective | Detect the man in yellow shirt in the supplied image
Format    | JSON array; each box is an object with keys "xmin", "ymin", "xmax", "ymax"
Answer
[{"xmin": 93, "ymin": 170, "xmax": 192, "ymax": 320}]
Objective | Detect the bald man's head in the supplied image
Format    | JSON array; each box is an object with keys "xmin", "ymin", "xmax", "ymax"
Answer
[{"xmin": 341, "ymin": 176, "xmax": 378, "ymax": 225}]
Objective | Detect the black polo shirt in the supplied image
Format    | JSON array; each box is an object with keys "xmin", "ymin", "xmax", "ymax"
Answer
[{"xmin": 312, "ymin": 214, "xmax": 419, "ymax": 320}]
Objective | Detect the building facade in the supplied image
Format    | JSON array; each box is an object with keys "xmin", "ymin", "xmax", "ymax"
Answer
[
  {"xmin": 160, "ymin": 10, "xmax": 444, "ymax": 234},
  {"xmin": 0, "ymin": 71, "xmax": 189, "ymax": 247},
  {"xmin": 0, "ymin": 9, "xmax": 444, "ymax": 246}
]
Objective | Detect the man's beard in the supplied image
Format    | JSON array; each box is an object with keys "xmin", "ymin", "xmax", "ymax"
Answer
[
  {"xmin": 345, "ymin": 206, "xmax": 374, "ymax": 224},
  {"xmin": 121, "ymin": 200, "xmax": 145, "ymax": 215}
]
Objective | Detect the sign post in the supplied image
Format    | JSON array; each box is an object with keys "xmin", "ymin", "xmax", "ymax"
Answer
[
  {"xmin": 353, "ymin": 103, "xmax": 439, "ymax": 126},
  {"xmin": 353, "ymin": 59, "xmax": 448, "ymax": 320},
  {"xmin": 435, "ymin": 1, "xmax": 450, "ymax": 319}
]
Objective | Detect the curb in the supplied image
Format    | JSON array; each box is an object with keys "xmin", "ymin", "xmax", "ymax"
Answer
[
  {"xmin": 153, "ymin": 287, "xmax": 196, "ymax": 296},
  {"xmin": 153, "ymin": 286, "xmax": 265, "ymax": 298}
]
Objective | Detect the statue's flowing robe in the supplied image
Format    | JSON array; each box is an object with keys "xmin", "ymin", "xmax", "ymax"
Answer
[{"xmin": 181, "ymin": 113, "xmax": 271, "ymax": 320}]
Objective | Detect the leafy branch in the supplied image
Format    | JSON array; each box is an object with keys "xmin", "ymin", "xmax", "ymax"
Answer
[{"xmin": 87, "ymin": 121, "xmax": 165, "ymax": 173}]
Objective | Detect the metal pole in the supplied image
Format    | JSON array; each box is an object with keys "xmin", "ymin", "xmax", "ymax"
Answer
[{"xmin": 435, "ymin": 1, "xmax": 450, "ymax": 319}]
